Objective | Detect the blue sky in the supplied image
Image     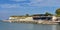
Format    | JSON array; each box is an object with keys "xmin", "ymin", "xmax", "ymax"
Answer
[{"xmin": 0, "ymin": 0, "xmax": 60, "ymax": 20}]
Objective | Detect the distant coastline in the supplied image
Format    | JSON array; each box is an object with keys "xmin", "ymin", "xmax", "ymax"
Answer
[{"xmin": 2, "ymin": 9, "xmax": 60, "ymax": 25}]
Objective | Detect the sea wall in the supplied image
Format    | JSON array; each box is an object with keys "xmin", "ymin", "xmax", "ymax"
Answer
[{"xmin": 3, "ymin": 20, "xmax": 58, "ymax": 25}]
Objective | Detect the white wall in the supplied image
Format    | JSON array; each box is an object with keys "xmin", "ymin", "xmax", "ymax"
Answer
[
  {"xmin": 20, "ymin": 17, "xmax": 33, "ymax": 21},
  {"xmin": 9, "ymin": 17, "xmax": 14, "ymax": 19},
  {"xmin": 9, "ymin": 17, "xmax": 34, "ymax": 21},
  {"xmin": 52, "ymin": 16, "xmax": 57, "ymax": 21},
  {"xmin": 9, "ymin": 17, "xmax": 19, "ymax": 20}
]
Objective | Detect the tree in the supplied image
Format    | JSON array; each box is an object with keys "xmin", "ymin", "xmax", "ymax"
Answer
[
  {"xmin": 25, "ymin": 14, "xmax": 29, "ymax": 16},
  {"xmin": 56, "ymin": 8, "xmax": 60, "ymax": 15},
  {"xmin": 55, "ymin": 8, "xmax": 60, "ymax": 17},
  {"xmin": 45, "ymin": 12, "xmax": 53, "ymax": 16}
]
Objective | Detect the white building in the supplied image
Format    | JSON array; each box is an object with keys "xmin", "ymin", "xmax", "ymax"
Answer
[
  {"xmin": 20, "ymin": 17, "xmax": 33, "ymax": 21},
  {"xmin": 9, "ymin": 16, "xmax": 33, "ymax": 21},
  {"xmin": 52, "ymin": 16, "xmax": 57, "ymax": 21},
  {"xmin": 9, "ymin": 16, "xmax": 58, "ymax": 22}
]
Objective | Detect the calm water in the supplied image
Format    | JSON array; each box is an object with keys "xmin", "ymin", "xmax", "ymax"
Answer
[{"xmin": 0, "ymin": 22, "xmax": 60, "ymax": 30}]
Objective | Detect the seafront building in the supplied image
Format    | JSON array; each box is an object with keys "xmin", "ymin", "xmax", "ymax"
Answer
[
  {"xmin": 9, "ymin": 15, "xmax": 57, "ymax": 22},
  {"xmin": 9, "ymin": 16, "xmax": 33, "ymax": 21},
  {"xmin": 3, "ymin": 14, "xmax": 60, "ymax": 24}
]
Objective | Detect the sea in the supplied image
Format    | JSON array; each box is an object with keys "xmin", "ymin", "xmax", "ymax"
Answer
[{"xmin": 0, "ymin": 22, "xmax": 60, "ymax": 30}]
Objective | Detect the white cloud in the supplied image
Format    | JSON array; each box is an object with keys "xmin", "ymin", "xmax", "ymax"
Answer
[
  {"xmin": 30, "ymin": 0, "xmax": 44, "ymax": 3},
  {"xmin": 11, "ymin": 0, "xmax": 44, "ymax": 2},
  {"xmin": 0, "ymin": 4, "xmax": 20, "ymax": 8},
  {"xmin": 26, "ymin": 0, "xmax": 46, "ymax": 7},
  {"xmin": 29, "ymin": 0, "xmax": 60, "ymax": 7},
  {"xmin": 0, "ymin": 0, "xmax": 60, "ymax": 8},
  {"xmin": 9, "ymin": 0, "xmax": 50, "ymax": 7},
  {"xmin": 10, "ymin": 0, "xmax": 27, "ymax": 2}
]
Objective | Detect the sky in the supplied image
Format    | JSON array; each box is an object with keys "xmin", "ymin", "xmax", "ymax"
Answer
[{"xmin": 0, "ymin": 0, "xmax": 60, "ymax": 20}]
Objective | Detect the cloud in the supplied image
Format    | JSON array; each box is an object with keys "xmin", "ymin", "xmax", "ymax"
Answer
[
  {"xmin": 10, "ymin": 0, "xmax": 30, "ymax": 3},
  {"xmin": 11, "ymin": 0, "xmax": 44, "ymax": 2},
  {"xmin": 9, "ymin": 0, "xmax": 46, "ymax": 6},
  {"xmin": 0, "ymin": 4, "xmax": 20, "ymax": 8},
  {"xmin": 0, "ymin": 0, "xmax": 60, "ymax": 8},
  {"xmin": 11, "ymin": 0, "xmax": 24, "ymax": 1},
  {"xmin": 28, "ymin": 0, "xmax": 60, "ymax": 7}
]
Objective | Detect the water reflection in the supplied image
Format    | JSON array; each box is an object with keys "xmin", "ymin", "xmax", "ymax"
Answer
[
  {"xmin": 52, "ymin": 25, "xmax": 56, "ymax": 30},
  {"xmin": 0, "ymin": 22, "xmax": 60, "ymax": 30},
  {"xmin": 33, "ymin": 24, "xmax": 53, "ymax": 30},
  {"xmin": 56, "ymin": 25, "xmax": 60, "ymax": 30}
]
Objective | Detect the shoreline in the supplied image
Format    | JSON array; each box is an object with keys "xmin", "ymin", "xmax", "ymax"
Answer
[{"xmin": 2, "ymin": 20, "xmax": 59, "ymax": 25}]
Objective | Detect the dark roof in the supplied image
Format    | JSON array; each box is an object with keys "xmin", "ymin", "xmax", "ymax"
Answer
[{"xmin": 32, "ymin": 14, "xmax": 46, "ymax": 16}]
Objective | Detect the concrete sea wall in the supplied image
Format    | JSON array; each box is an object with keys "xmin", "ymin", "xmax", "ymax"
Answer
[{"xmin": 3, "ymin": 20, "xmax": 59, "ymax": 25}]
